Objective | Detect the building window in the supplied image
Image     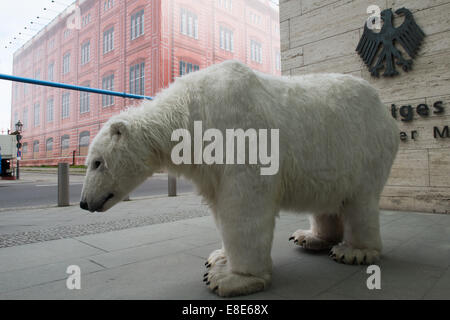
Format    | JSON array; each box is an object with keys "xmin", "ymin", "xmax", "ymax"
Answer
[
  {"xmin": 14, "ymin": 111, "xmax": 18, "ymax": 124},
  {"xmin": 220, "ymin": 26, "xmax": 234, "ymax": 52},
  {"xmin": 62, "ymin": 93, "xmax": 70, "ymax": 119},
  {"xmin": 24, "ymin": 83, "xmax": 29, "ymax": 96},
  {"xmin": 81, "ymin": 41, "xmax": 90, "ymax": 65},
  {"xmin": 63, "ymin": 29, "xmax": 71, "ymax": 39},
  {"xmin": 80, "ymin": 84, "xmax": 90, "ymax": 114},
  {"xmin": 104, "ymin": 0, "xmax": 114, "ymax": 11},
  {"xmin": 49, "ymin": 38, "xmax": 55, "ymax": 49},
  {"xmin": 82, "ymin": 13, "xmax": 91, "ymax": 27},
  {"xmin": 251, "ymin": 13, "xmax": 261, "ymax": 25},
  {"xmin": 79, "ymin": 131, "xmax": 90, "ymax": 147},
  {"xmin": 33, "ymin": 140, "xmax": 39, "ymax": 153},
  {"xmin": 47, "ymin": 98, "xmax": 54, "ymax": 122},
  {"xmin": 102, "ymin": 74, "xmax": 115, "ymax": 106},
  {"xmin": 103, "ymin": 27, "xmax": 114, "ymax": 54},
  {"xmin": 36, "ymin": 47, "xmax": 42, "ymax": 61},
  {"xmin": 61, "ymin": 135, "xmax": 70, "ymax": 150},
  {"xmin": 23, "ymin": 108, "xmax": 28, "ymax": 129},
  {"xmin": 179, "ymin": 61, "xmax": 185, "ymax": 76},
  {"xmin": 131, "ymin": 10, "xmax": 144, "ymax": 40},
  {"xmin": 34, "ymin": 70, "xmax": 41, "ymax": 94},
  {"xmin": 63, "ymin": 53, "xmax": 70, "ymax": 74},
  {"xmin": 180, "ymin": 8, "xmax": 198, "ymax": 39},
  {"xmin": 79, "ymin": 131, "xmax": 90, "ymax": 155},
  {"xmin": 22, "ymin": 142, "xmax": 28, "ymax": 154},
  {"xmin": 218, "ymin": 0, "xmax": 232, "ymax": 11},
  {"xmin": 251, "ymin": 40, "xmax": 263, "ymax": 64},
  {"xmin": 179, "ymin": 60, "xmax": 199, "ymax": 76},
  {"xmin": 46, "ymin": 138, "xmax": 53, "ymax": 151},
  {"xmin": 129, "ymin": 62, "xmax": 145, "ymax": 95},
  {"xmin": 48, "ymin": 63, "xmax": 54, "ymax": 81},
  {"xmin": 34, "ymin": 103, "xmax": 40, "ymax": 127}
]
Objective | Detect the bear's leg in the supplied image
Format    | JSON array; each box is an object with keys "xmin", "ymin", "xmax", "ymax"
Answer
[
  {"xmin": 290, "ymin": 214, "xmax": 343, "ymax": 250},
  {"xmin": 330, "ymin": 196, "xmax": 382, "ymax": 265},
  {"xmin": 204, "ymin": 185, "xmax": 276, "ymax": 297}
]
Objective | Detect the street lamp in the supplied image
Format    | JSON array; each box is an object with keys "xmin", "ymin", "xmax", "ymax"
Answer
[
  {"xmin": 15, "ymin": 120, "xmax": 23, "ymax": 133},
  {"xmin": 14, "ymin": 120, "xmax": 23, "ymax": 180}
]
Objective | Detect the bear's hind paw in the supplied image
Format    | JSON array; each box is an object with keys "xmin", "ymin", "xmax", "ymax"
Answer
[{"xmin": 289, "ymin": 230, "xmax": 335, "ymax": 251}]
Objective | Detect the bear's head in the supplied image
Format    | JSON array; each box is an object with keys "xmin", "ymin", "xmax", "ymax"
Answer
[{"xmin": 80, "ymin": 117, "xmax": 157, "ymax": 212}]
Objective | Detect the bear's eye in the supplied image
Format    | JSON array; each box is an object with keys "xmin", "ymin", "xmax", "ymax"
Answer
[{"xmin": 93, "ymin": 160, "xmax": 102, "ymax": 169}]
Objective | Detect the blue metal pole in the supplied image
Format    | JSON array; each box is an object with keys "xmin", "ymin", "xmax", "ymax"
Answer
[{"xmin": 0, "ymin": 73, "xmax": 153, "ymax": 100}]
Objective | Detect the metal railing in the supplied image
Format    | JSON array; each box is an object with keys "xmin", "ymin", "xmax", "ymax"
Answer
[{"xmin": 0, "ymin": 73, "xmax": 153, "ymax": 100}]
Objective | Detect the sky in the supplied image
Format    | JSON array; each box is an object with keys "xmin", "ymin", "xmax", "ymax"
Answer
[{"xmin": 0, "ymin": 0, "xmax": 74, "ymax": 134}]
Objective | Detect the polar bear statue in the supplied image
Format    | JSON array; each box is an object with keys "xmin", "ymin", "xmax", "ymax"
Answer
[{"xmin": 80, "ymin": 60, "xmax": 399, "ymax": 297}]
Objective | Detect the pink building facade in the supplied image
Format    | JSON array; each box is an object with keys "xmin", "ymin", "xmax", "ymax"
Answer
[{"xmin": 10, "ymin": 0, "xmax": 280, "ymax": 166}]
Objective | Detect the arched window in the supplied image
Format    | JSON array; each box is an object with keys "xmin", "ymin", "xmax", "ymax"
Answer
[
  {"xmin": 129, "ymin": 62, "xmax": 145, "ymax": 95},
  {"xmin": 33, "ymin": 141, "xmax": 39, "ymax": 159},
  {"xmin": 61, "ymin": 135, "xmax": 70, "ymax": 150},
  {"xmin": 22, "ymin": 142, "xmax": 28, "ymax": 154},
  {"xmin": 46, "ymin": 138, "xmax": 53, "ymax": 151},
  {"xmin": 79, "ymin": 131, "xmax": 90, "ymax": 146},
  {"xmin": 79, "ymin": 131, "xmax": 90, "ymax": 156},
  {"xmin": 80, "ymin": 82, "xmax": 90, "ymax": 114}
]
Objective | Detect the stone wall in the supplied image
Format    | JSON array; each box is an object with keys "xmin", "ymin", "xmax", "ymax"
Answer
[{"xmin": 280, "ymin": 0, "xmax": 450, "ymax": 213}]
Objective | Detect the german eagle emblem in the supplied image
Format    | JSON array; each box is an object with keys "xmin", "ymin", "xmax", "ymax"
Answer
[{"xmin": 356, "ymin": 7, "xmax": 425, "ymax": 77}]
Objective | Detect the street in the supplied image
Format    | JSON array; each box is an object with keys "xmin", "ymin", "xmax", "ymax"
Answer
[{"xmin": 0, "ymin": 172, "xmax": 195, "ymax": 209}]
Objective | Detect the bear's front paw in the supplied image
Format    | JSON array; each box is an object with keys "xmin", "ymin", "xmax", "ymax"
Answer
[
  {"xmin": 204, "ymin": 249, "xmax": 271, "ymax": 297},
  {"xmin": 329, "ymin": 243, "xmax": 380, "ymax": 265},
  {"xmin": 203, "ymin": 262, "xmax": 270, "ymax": 297}
]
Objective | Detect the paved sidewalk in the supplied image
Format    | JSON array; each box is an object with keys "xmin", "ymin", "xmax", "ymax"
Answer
[
  {"xmin": 0, "ymin": 193, "xmax": 207, "ymax": 247},
  {"xmin": 0, "ymin": 194, "xmax": 449, "ymax": 299}
]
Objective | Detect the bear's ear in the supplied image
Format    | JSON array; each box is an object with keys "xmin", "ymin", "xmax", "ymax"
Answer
[{"xmin": 110, "ymin": 120, "xmax": 129, "ymax": 141}]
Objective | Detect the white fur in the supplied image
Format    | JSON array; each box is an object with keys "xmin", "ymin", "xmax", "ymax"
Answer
[{"xmin": 81, "ymin": 60, "xmax": 399, "ymax": 297}]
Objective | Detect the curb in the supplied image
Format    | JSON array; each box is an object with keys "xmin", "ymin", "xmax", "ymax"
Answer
[
  {"xmin": 0, "ymin": 192, "xmax": 196, "ymax": 213},
  {"xmin": 0, "ymin": 172, "xmax": 170, "ymax": 185},
  {"xmin": 21, "ymin": 169, "xmax": 86, "ymax": 176}
]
